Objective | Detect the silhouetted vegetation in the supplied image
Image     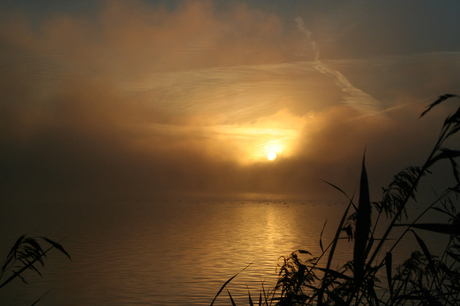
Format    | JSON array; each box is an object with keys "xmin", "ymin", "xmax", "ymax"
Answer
[
  {"xmin": 212, "ymin": 94, "xmax": 460, "ymax": 305},
  {"xmin": 0, "ymin": 235, "xmax": 70, "ymax": 304}
]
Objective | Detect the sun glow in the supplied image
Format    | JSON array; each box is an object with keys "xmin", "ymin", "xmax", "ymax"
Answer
[
  {"xmin": 267, "ymin": 152, "xmax": 277, "ymax": 160},
  {"xmin": 147, "ymin": 109, "xmax": 306, "ymax": 164}
]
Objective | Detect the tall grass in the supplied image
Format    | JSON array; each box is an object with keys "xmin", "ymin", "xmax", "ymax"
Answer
[
  {"xmin": 212, "ymin": 94, "xmax": 460, "ymax": 306},
  {"xmin": 0, "ymin": 235, "xmax": 70, "ymax": 304}
]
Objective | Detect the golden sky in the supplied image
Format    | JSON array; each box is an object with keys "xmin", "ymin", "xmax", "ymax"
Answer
[{"xmin": 1, "ymin": 0, "xmax": 460, "ymax": 200}]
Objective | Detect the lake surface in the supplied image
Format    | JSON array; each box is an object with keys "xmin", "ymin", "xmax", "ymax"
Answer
[{"xmin": 0, "ymin": 195, "xmax": 449, "ymax": 305}]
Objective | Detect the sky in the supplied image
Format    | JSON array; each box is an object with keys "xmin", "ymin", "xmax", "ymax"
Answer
[{"xmin": 1, "ymin": 0, "xmax": 460, "ymax": 201}]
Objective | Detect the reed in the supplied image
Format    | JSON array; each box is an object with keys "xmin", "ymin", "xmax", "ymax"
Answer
[
  {"xmin": 0, "ymin": 234, "xmax": 70, "ymax": 304},
  {"xmin": 212, "ymin": 94, "xmax": 460, "ymax": 306}
]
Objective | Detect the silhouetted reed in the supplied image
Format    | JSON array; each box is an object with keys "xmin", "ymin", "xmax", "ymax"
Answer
[
  {"xmin": 212, "ymin": 94, "xmax": 460, "ymax": 305},
  {"xmin": 0, "ymin": 234, "xmax": 70, "ymax": 304}
]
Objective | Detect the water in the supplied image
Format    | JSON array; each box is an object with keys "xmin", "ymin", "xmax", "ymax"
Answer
[{"xmin": 0, "ymin": 196, "xmax": 450, "ymax": 305}]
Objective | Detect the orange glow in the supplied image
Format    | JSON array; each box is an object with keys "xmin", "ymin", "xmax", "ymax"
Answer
[{"xmin": 267, "ymin": 152, "xmax": 277, "ymax": 160}]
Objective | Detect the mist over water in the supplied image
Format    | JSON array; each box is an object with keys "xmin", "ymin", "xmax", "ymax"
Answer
[
  {"xmin": 0, "ymin": 1, "xmax": 459, "ymax": 304},
  {"xmin": 0, "ymin": 196, "xmax": 446, "ymax": 305}
]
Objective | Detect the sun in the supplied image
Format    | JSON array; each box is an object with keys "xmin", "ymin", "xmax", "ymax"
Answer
[{"xmin": 267, "ymin": 152, "xmax": 277, "ymax": 161}]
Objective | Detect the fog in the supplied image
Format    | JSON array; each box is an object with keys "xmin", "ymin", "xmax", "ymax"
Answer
[{"xmin": 1, "ymin": 0, "xmax": 460, "ymax": 201}]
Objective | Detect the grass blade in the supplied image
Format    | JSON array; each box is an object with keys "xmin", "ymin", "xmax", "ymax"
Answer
[
  {"xmin": 317, "ymin": 267, "xmax": 353, "ymax": 281},
  {"xmin": 353, "ymin": 154, "xmax": 372, "ymax": 287},
  {"xmin": 431, "ymin": 207, "xmax": 457, "ymax": 219},
  {"xmin": 395, "ymin": 223, "xmax": 460, "ymax": 235},
  {"xmin": 425, "ymin": 148, "xmax": 460, "ymax": 171},
  {"xmin": 247, "ymin": 287, "xmax": 254, "ymax": 306},
  {"xmin": 446, "ymin": 251, "xmax": 460, "ymax": 262},
  {"xmin": 420, "ymin": 94, "xmax": 459, "ymax": 118},
  {"xmin": 2, "ymin": 235, "xmax": 26, "ymax": 274},
  {"xmin": 410, "ymin": 230, "xmax": 432, "ymax": 263},
  {"xmin": 40, "ymin": 237, "xmax": 71, "ymax": 260},
  {"xmin": 319, "ymin": 220, "xmax": 328, "ymax": 253},
  {"xmin": 30, "ymin": 289, "xmax": 52, "ymax": 306},
  {"xmin": 323, "ymin": 289, "xmax": 347, "ymax": 306},
  {"xmin": 227, "ymin": 290, "xmax": 237, "ymax": 306},
  {"xmin": 210, "ymin": 263, "xmax": 252, "ymax": 306},
  {"xmin": 321, "ymin": 179, "xmax": 354, "ymax": 204},
  {"xmin": 317, "ymin": 197, "xmax": 353, "ymax": 305},
  {"xmin": 385, "ymin": 252, "xmax": 393, "ymax": 303}
]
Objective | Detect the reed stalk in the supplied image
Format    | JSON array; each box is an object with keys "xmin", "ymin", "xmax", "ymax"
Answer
[{"xmin": 213, "ymin": 94, "xmax": 460, "ymax": 306}]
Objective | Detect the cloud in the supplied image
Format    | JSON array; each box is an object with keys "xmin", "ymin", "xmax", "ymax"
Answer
[
  {"xmin": 1, "ymin": 0, "xmax": 459, "ymax": 201},
  {"xmin": 295, "ymin": 17, "xmax": 382, "ymax": 114}
]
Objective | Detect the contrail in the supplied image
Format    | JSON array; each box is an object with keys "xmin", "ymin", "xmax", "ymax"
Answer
[{"xmin": 295, "ymin": 17, "xmax": 382, "ymax": 114}]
